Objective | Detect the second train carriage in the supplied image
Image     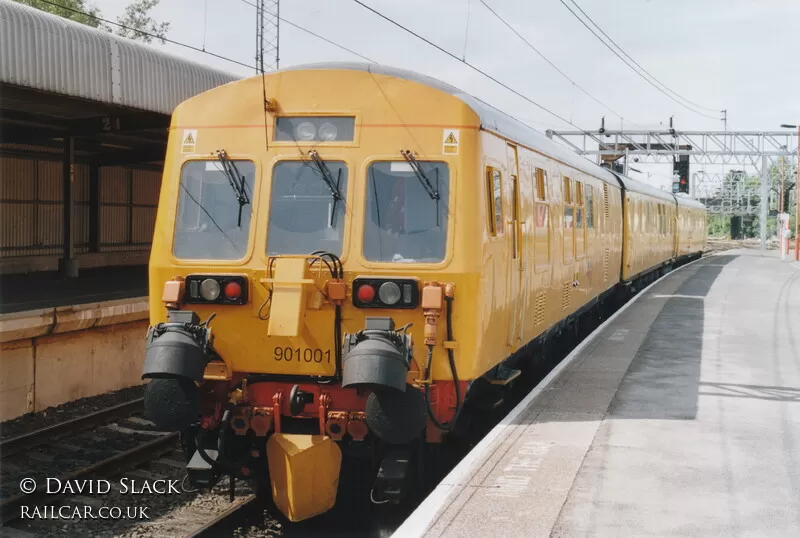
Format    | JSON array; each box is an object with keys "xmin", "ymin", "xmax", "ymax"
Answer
[{"xmin": 141, "ymin": 63, "xmax": 706, "ymax": 521}]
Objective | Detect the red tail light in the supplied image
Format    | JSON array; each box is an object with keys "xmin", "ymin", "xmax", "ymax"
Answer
[
  {"xmin": 224, "ymin": 281, "xmax": 242, "ymax": 300},
  {"xmin": 356, "ymin": 284, "xmax": 376, "ymax": 303}
]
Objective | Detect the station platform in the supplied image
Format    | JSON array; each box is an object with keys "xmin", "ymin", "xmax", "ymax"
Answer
[
  {"xmin": 396, "ymin": 249, "xmax": 800, "ymax": 538},
  {"xmin": 0, "ymin": 265, "xmax": 147, "ymax": 314}
]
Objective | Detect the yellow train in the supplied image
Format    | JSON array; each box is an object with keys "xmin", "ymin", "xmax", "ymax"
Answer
[{"xmin": 142, "ymin": 63, "xmax": 706, "ymax": 522}]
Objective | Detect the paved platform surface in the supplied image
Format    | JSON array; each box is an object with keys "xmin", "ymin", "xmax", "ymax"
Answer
[{"xmin": 396, "ymin": 250, "xmax": 800, "ymax": 538}]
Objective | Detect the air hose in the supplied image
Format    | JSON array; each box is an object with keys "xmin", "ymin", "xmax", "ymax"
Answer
[
  {"xmin": 311, "ymin": 250, "xmax": 344, "ymax": 380},
  {"xmin": 423, "ymin": 295, "xmax": 463, "ymax": 431},
  {"xmin": 194, "ymin": 403, "xmax": 249, "ymax": 480}
]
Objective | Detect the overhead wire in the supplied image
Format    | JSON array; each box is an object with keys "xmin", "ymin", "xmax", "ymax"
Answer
[
  {"xmin": 43, "ymin": 0, "xmax": 598, "ymax": 135},
  {"xmin": 557, "ymin": 0, "xmax": 720, "ymax": 120},
  {"xmin": 479, "ymin": 0, "xmax": 645, "ymax": 129},
  {"xmin": 351, "ymin": 0, "xmax": 584, "ymax": 130},
  {"xmin": 37, "ymin": 0, "xmax": 376, "ymax": 71},
  {"xmin": 237, "ymin": 0, "xmax": 377, "ymax": 63},
  {"xmin": 565, "ymin": 0, "xmax": 719, "ymax": 114}
]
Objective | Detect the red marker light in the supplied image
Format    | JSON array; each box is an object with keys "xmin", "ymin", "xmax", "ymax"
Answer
[
  {"xmin": 356, "ymin": 284, "xmax": 375, "ymax": 303},
  {"xmin": 224, "ymin": 281, "xmax": 242, "ymax": 299}
]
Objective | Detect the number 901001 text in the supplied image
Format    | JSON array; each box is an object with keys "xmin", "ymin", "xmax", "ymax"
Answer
[{"xmin": 273, "ymin": 347, "xmax": 331, "ymax": 363}]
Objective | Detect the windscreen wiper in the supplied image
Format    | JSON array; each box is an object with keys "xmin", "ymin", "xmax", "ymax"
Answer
[
  {"xmin": 308, "ymin": 150, "xmax": 343, "ymax": 226},
  {"xmin": 401, "ymin": 150, "xmax": 439, "ymax": 201},
  {"xmin": 214, "ymin": 149, "xmax": 250, "ymax": 227},
  {"xmin": 401, "ymin": 149, "xmax": 440, "ymax": 225}
]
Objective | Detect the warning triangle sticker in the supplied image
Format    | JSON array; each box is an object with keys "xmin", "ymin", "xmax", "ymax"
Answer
[
  {"xmin": 444, "ymin": 132, "xmax": 457, "ymax": 144},
  {"xmin": 184, "ymin": 133, "xmax": 194, "ymax": 144}
]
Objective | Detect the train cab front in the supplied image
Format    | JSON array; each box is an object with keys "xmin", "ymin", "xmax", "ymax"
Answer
[{"xmin": 141, "ymin": 91, "xmax": 465, "ymax": 522}]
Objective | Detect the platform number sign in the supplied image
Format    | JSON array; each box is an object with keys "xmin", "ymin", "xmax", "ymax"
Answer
[
  {"xmin": 101, "ymin": 116, "xmax": 121, "ymax": 131},
  {"xmin": 442, "ymin": 129, "xmax": 460, "ymax": 155},
  {"xmin": 181, "ymin": 130, "xmax": 198, "ymax": 153}
]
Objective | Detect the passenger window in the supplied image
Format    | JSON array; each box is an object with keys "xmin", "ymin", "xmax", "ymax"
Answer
[
  {"xmin": 585, "ymin": 185, "xmax": 594, "ymax": 229},
  {"xmin": 534, "ymin": 169, "xmax": 550, "ymax": 267},
  {"xmin": 563, "ymin": 176, "xmax": 574, "ymax": 262},
  {"xmin": 575, "ymin": 181, "xmax": 584, "ymax": 256},
  {"xmin": 486, "ymin": 167, "xmax": 503, "ymax": 236},
  {"xmin": 656, "ymin": 204, "xmax": 661, "ymax": 234},
  {"xmin": 640, "ymin": 200, "xmax": 645, "ymax": 232},
  {"xmin": 535, "ymin": 168, "xmax": 547, "ymax": 201}
]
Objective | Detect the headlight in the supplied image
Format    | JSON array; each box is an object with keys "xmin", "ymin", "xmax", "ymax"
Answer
[
  {"xmin": 318, "ymin": 122, "xmax": 338, "ymax": 141},
  {"xmin": 378, "ymin": 282, "xmax": 401, "ymax": 305},
  {"xmin": 184, "ymin": 275, "xmax": 249, "ymax": 305},
  {"xmin": 352, "ymin": 278, "xmax": 419, "ymax": 309},
  {"xmin": 200, "ymin": 278, "xmax": 221, "ymax": 301},
  {"xmin": 295, "ymin": 121, "xmax": 316, "ymax": 141}
]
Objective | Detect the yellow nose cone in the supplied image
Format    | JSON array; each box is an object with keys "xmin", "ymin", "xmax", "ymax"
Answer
[{"xmin": 266, "ymin": 434, "xmax": 342, "ymax": 522}]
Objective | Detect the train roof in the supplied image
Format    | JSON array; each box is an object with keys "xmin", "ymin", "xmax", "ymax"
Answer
[
  {"xmin": 611, "ymin": 172, "xmax": 676, "ymax": 204},
  {"xmin": 279, "ymin": 62, "xmax": 705, "ymax": 210},
  {"xmin": 673, "ymin": 193, "xmax": 706, "ymax": 209},
  {"xmin": 280, "ymin": 63, "xmax": 623, "ymax": 178}
]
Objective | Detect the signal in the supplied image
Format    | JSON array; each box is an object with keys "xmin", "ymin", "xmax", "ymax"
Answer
[{"xmin": 673, "ymin": 156, "xmax": 690, "ymax": 194}]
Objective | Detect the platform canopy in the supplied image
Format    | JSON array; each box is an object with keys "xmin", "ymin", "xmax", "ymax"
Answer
[
  {"xmin": 0, "ymin": 0, "xmax": 242, "ymax": 275},
  {"xmin": 0, "ymin": 0, "xmax": 240, "ymax": 166}
]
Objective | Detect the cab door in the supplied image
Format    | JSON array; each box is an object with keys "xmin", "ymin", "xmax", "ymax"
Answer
[{"xmin": 506, "ymin": 144, "xmax": 525, "ymax": 348}]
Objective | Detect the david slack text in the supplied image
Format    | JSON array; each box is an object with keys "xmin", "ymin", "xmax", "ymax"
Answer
[{"xmin": 45, "ymin": 478, "xmax": 181, "ymax": 495}]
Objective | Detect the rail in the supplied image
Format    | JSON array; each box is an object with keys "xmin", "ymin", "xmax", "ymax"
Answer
[
  {"xmin": 183, "ymin": 494, "xmax": 259, "ymax": 537},
  {"xmin": 0, "ymin": 398, "xmax": 144, "ymax": 457}
]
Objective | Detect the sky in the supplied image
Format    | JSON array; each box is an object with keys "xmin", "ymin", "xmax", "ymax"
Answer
[{"xmin": 98, "ymin": 0, "xmax": 800, "ymax": 188}]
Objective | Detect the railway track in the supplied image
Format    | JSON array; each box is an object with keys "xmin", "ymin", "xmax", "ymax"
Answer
[
  {"xmin": 0, "ymin": 398, "xmax": 178, "ymax": 525},
  {"xmin": 0, "ymin": 397, "xmax": 264, "ymax": 537},
  {"xmin": 0, "ymin": 433, "xmax": 179, "ymax": 525},
  {"xmin": 0, "ymin": 399, "xmax": 146, "ymax": 458}
]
